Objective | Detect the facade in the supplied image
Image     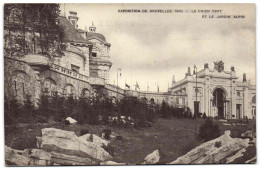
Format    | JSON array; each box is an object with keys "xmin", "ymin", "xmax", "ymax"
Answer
[
  {"xmin": 4, "ymin": 8, "xmax": 256, "ymax": 120},
  {"xmin": 4, "ymin": 9, "xmax": 121, "ymax": 105},
  {"xmin": 169, "ymin": 61, "xmax": 256, "ymax": 119}
]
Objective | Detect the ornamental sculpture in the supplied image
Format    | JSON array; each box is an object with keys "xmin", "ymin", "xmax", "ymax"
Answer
[{"xmin": 214, "ymin": 60, "xmax": 224, "ymax": 72}]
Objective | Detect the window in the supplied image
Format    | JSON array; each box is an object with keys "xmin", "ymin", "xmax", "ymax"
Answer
[
  {"xmin": 64, "ymin": 84, "xmax": 75, "ymax": 96},
  {"xmin": 71, "ymin": 64, "xmax": 80, "ymax": 73},
  {"xmin": 237, "ymin": 92, "xmax": 240, "ymax": 97},
  {"xmin": 176, "ymin": 96, "xmax": 179, "ymax": 104},
  {"xmin": 81, "ymin": 88, "xmax": 90, "ymax": 98},
  {"xmin": 92, "ymin": 52, "xmax": 97, "ymax": 57},
  {"xmin": 43, "ymin": 78, "xmax": 57, "ymax": 94}
]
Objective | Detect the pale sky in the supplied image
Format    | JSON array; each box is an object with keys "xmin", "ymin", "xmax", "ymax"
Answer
[{"xmin": 60, "ymin": 4, "xmax": 256, "ymax": 92}]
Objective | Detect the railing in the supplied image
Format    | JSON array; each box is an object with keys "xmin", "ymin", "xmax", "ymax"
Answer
[
  {"xmin": 50, "ymin": 63, "xmax": 106, "ymax": 86},
  {"xmin": 105, "ymin": 84, "xmax": 125, "ymax": 94},
  {"xmin": 124, "ymin": 90, "xmax": 139, "ymax": 97},
  {"xmin": 50, "ymin": 63, "xmax": 89, "ymax": 82}
]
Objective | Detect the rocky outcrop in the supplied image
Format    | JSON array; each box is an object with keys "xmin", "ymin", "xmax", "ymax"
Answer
[
  {"xmin": 169, "ymin": 130, "xmax": 249, "ymax": 164},
  {"xmin": 79, "ymin": 134, "xmax": 109, "ymax": 147},
  {"xmin": 5, "ymin": 128, "xmax": 114, "ymax": 166},
  {"xmin": 38, "ymin": 128, "xmax": 111, "ymax": 162},
  {"xmin": 241, "ymin": 130, "xmax": 256, "ymax": 139},
  {"xmin": 5, "ymin": 146, "xmax": 31, "ymax": 166},
  {"xmin": 142, "ymin": 149, "xmax": 160, "ymax": 164},
  {"xmin": 100, "ymin": 161, "xmax": 126, "ymax": 165}
]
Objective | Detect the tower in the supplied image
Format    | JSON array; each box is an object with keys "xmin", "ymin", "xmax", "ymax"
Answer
[
  {"xmin": 68, "ymin": 11, "xmax": 78, "ymax": 29},
  {"xmin": 89, "ymin": 21, "xmax": 96, "ymax": 32},
  {"xmin": 172, "ymin": 75, "xmax": 175, "ymax": 85}
]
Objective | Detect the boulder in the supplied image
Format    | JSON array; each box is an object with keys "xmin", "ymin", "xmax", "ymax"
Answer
[
  {"xmin": 36, "ymin": 136, "xmax": 42, "ymax": 148},
  {"xmin": 100, "ymin": 161, "xmax": 125, "ymax": 165},
  {"xmin": 225, "ymin": 148, "xmax": 246, "ymax": 163},
  {"xmin": 169, "ymin": 130, "xmax": 249, "ymax": 164},
  {"xmin": 65, "ymin": 117, "xmax": 77, "ymax": 124},
  {"xmin": 5, "ymin": 146, "xmax": 31, "ymax": 166},
  {"xmin": 142, "ymin": 149, "xmax": 160, "ymax": 164},
  {"xmin": 223, "ymin": 123, "xmax": 231, "ymax": 126},
  {"xmin": 245, "ymin": 156, "xmax": 257, "ymax": 164},
  {"xmin": 110, "ymin": 132, "xmax": 117, "ymax": 139},
  {"xmin": 38, "ymin": 128, "xmax": 112, "ymax": 162},
  {"xmin": 79, "ymin": 134, "xmax": 109, "ymax": 147},
  {"xmin": 241, "ymin": 130, "xmax": 255, "ymax": 139},
  {"xmin": 23, "ymin": 149, "xmax": 51, "ymax": 165},
  {"xmin": 219, "ymin": 119, "xmax": 228, "ymax": 122},
  {"xmin": 50, "ymin": 152, "xmax": 97, "ymax": 165}
]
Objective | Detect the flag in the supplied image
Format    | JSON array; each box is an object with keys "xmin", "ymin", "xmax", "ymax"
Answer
[
  {"xmin": 125, "ymin": 83, "xmax": 130, "ymax": 89},
  {"xmin": 157, "ymin": 84, "xmax": 159, "ymax": 93}
]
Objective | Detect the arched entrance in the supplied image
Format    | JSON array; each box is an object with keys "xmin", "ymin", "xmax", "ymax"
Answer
[{"xmin": 212, "ymin": 88, "xmax": 226, "ymax": 118}]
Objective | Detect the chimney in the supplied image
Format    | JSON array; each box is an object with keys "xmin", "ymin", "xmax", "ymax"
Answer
[
  {"xmin": 243, "ymin": 73, "xmax": 247, "ymax": 82},
  {"xmin": 188, "ymin": 67, "xmax": 191, "ymax": 76}
]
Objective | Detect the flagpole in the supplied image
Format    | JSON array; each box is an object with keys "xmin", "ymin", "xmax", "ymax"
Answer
[
  {"xmin": 147, "ymin": 81, "xmax": 148, "ymax": 92},
  {"xmin": 117, "ymin": 68, "xmax": 121, "ymax": 101}
]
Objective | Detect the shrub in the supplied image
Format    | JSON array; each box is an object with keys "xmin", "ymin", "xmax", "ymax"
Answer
[
  {"xmin": 102, "ymin": 143, "xmax": 116, "ymax": 156},
  {"xmin": 115, "ymin": 135, "xmax": 123, "ymax": 141},
  {"xmin": 214, "ymin": 141, "xmax": 222, "ymax": 148},
  {"xmin": 102, "ymin": 129, "xmax": 112, "ymax": 140},
  {"xmin": 202, "ymin": 113, "xmax": 207, "ymax": 119},
  {"xmin": 35, "ymin": 116, "xmax": 48, "ymax": 123},
  {"xmin": 4, "ymin": 113, "xmax": 15, "ymax": 125},
  {"xmin": 88, "ymin": 133, "xmax": 94, "ymax": 142},
  {"xmin": 11, "ymin": 135, "xmax": 37, "ymax": 150},
  {"xmin": 64, "ymin": 120, "xmax": 70, "ymax": 126},
  {"xmin": 198, "ymin": 118, "xmax": 221, "ymax": 142},
  {"xmin": 80, "ymin": 129, "xmax": 89, "ymax": 136}
]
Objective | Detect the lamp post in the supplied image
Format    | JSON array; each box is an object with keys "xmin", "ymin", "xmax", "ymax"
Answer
[
  {"xmin": 117, "ymin": 68, "xmax": 121, "ymax": 101},
  {"xmin": 193, "ymin": 64, "xmax": 198, "ymax": 135}
]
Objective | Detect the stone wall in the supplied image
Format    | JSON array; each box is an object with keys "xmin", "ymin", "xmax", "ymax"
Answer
[
  {"xmin": 39, "ymin": 69, "xmax": 93, "ymax": 98},
  {"xmin": 4, "ymin": 57, "xmax": 40, "ymax": 105}
]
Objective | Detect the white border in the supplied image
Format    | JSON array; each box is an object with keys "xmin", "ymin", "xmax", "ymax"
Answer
[{"xmin": 0, "ymin": 0, "xmax": 258, "ymax": 169}]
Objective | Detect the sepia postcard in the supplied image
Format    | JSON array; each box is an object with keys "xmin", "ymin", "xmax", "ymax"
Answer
[{"xmin": 4, "ymin": 3, "xmax": 256, "ymax": 166}]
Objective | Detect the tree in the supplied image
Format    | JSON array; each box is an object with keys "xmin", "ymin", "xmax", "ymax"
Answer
[
  {"xmin": 37, "ymin": 88, "xmax": 51, "ymax": 117},
  {"xmin": 198, "ymin": 118, "xmax": 221, "ymax": 142},
  {"xmin": 4, "ymin": 4, "xmax": 64, "ymax": 57},
  {"xmin": 4, "ymin": 4, "xmax": 64, "ymax": 122},
  {"xmin": 22, "ymin": 94, "xmax": 35, "ymax": 122}
]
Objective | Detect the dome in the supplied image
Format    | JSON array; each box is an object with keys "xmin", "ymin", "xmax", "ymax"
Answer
[{"xmin": 86, "ymin": 32, "xmax": 106, "ymax": 43}]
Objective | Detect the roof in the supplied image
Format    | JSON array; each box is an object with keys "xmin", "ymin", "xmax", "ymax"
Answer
[
  {"xmin": 59, "ymin": 16, "xmax": 92, "ymax": 45},
  {"xmin": 86, "ymin": 32, "xmax": 106, "ymax": 43}
]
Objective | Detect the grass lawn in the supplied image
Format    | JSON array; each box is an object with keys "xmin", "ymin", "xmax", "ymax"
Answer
[{"xmin": 4, "ymin": 117, "xmax": 256, "ymax": 164}]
